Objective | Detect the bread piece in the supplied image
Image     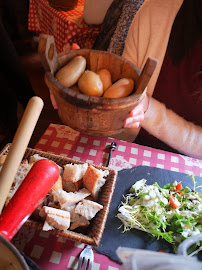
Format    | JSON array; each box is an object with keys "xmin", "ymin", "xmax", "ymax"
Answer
[
  {"xmin": 75, "ymin": 199, "xmax": 103, "ymax": 220},
  {"xmin": 63, "ymin": 163, "xmax": 88, "ymax": 183},
  {"xmin": 42, "ymin": 206, "xmax": 71, "ymax": 231},
  {"xmin": 32, "ymin": 194, "xmax": 53, "ymax": 220},
  {"xmin": 51, "ymin": 175, "xmax": 63, "ymax": 193},
  {"xmin": 63, "ymin": 205, "xmax": 76, "ymax": 214},
  {"xmin": 70, "ymin": 212, "xmax": 90, "ymax": 230},
  {"xmin": 63, "ymin": 179, "xmax": 82, "ymax": 192},
  {"xmin": 29, "ymin": 154, "xmax": 47, "ymax": 163},
  {"xmin": 21, "ymin": 159, "xmax": 28, "ymax": 164},
  {"xmin": 43, "ymin": 206, "xmax": 70, "ymax": 216},
  {"xmin": 29, "ymin": 154, "xmax": 63, "ymax": 172},
  {"xmin": 45, "ymin": 214, "xmax": 70, "ymax": 231},
  {"xmin": 82, "ymin": 165, "xmax": 109, "ymax": 199},
  {"xmin": 6, "ymin": 163, "xmax": 33, "ymax": 205},
  {"xmin": 53, "ymin": 188, "xmax": 91, "ymax": 209},
  {"xmin": 43, "ymin": 221, "xmax": 54, "ymax": 231},
  {"xmin": 61, "ymin": 205, "xmax": 89, "ymax": 230}
]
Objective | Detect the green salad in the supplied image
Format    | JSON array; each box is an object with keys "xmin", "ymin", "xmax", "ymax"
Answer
[{"xmin": 117, "ymin": 174, "xmax": 202, "ymax": 252}]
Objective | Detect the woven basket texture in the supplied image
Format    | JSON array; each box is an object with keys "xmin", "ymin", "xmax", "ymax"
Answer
[{"xmin": 0, "ymin": 144, "xmax": 118, "ymax": 246}]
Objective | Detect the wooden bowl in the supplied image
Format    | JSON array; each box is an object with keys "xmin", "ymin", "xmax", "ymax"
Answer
[
  {"xmin": 40, "ymin": 35, "xmax": 156, "ymax": 137},
  {"xmin": 45, "ymin": 49, "xmax": 143, "ymax": 136}
]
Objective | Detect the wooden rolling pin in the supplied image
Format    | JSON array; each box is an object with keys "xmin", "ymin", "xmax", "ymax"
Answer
[{"xmin": 0, "ymin": 96, "xmax": 44, "ymax": 213}]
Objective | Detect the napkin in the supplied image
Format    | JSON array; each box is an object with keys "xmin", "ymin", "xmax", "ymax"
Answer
[{"xmin": 94, "ymin": 166, "xmax": 202, "ymax": 263}]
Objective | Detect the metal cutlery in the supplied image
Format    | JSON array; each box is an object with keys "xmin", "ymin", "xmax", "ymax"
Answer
[
  {"xmin": 106, "ymin": 141, "xmax": 117, "ymax": 167},
  {"xmin": 77, "ymin": 245, "xmax": 94, "ymax": 270}
]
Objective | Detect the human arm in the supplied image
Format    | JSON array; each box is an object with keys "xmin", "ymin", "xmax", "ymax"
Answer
[
  {"xmin": 120, "ymin": 0, "xmax": 202, "ymax": 158},
  {"xmin": 124, "ymin": 97, "xmax": 202, "ymax": 159},
  {"xmin": 142, "ymin": 98, "xmax": 202, "ymax": 159}
]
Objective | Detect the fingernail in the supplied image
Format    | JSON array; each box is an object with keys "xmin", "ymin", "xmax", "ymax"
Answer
[{"xmin": 130, "ymin": 109, "xmax": 137, "ymax": 117}]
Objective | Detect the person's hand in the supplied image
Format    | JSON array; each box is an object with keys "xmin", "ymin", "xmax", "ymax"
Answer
[
  {"xmin": 49, "ymin": 43, "xmax": 80, "ymax": 110},
  {"xmin": 123, "ymin": 94, "xmax": 150, "ymax": 128}
]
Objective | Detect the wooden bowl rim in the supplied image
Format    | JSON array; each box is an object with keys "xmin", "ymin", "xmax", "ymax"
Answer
[{"xmin": 46, "ymin": 72, "xmax": 143, "ymax": 106}]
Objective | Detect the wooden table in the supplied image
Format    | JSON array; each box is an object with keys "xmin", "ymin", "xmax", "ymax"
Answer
[
  {"xmin": 10, "ymin": 123, "xmax": 202, "ymax": 269},
  {"xmin": 28, "ymin": 0, "xmax": 100, "ymax": 53}
]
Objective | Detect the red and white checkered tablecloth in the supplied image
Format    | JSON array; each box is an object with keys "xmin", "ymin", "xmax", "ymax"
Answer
[
  {"xmin": 28, "ymin": 0, "xmax": 100, "ymax": 53},
  {"xmin": 34, "ymin": 124, "xmax": 202, "ymax": 176},
  {"xmin": 11, "ymin": 124, "xmax": 202, "ymax": 270}
]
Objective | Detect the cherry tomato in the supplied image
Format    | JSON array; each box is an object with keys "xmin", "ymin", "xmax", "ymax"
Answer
[
  {"xmin": 169, "ymin": 195, "xmax": 181, "ymax": 208},
  {"xmin": 175, "ymin": 183, "xmax": 182, "ymax": 190},
  {"xmin": 175, "ymin": 183, "xmax": 184, "ymax": 195}
]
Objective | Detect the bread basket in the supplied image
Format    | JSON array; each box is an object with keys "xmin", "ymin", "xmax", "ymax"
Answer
[
  {"xmin": 0, "ymin": 144, "xmax": 118, "ymax": 247},
  {"xmin": 39, "ymin": 34, "xmax": 157, "ymax": 137}
]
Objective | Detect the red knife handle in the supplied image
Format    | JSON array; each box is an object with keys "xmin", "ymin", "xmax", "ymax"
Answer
[{"xmin": 0, "ymin": 159, "xmax": 59, "ymax": 241}]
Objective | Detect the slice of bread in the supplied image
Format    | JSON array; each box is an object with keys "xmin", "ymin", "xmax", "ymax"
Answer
[
  {"xmin": 63, "ymin": 163, "xmax": 88, "ymax": 183},
  {"xmin": 6, "ymin": 163, "xmax": 33, "ymax": 205},
  {"xmin": 75, "ymin": 199, "xmax": 103, "ymax": 220},
  {"xmin": 82, "ymin": 165, "xmax": 109, "ymax": 199},
  {"xmin": 63, "ymin": 179, "xmax": 82, "ymax": 192},
  {"xmin": 42, "ymin": 206, "xmax": 71, "ymax": 231},
  {"xmin": 43, "ymin": 206, "xmax": 70, "ymax": 217},
  {"xmin": 45, "ymin": 214, "xmax": 70, "ymax": 231},
  {"xmin": 53, "ymin": 188, "xmax": 91, "ymax": 209}
]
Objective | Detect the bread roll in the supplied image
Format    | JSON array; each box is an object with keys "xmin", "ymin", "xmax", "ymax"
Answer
[
  {"xmin": 78, "ymin": 70, "xmax": 103, "ymax": 96},
  {"xmin": 96, "ymin": 69, "xmax": 112, "ymax": 92},
  {"xmin": 103, "ymin": 78, "xmax": 134, "ymax": 98},
  {"xmin": 56, "ymin": 56, "xmax": 86, "ymax": 88}
]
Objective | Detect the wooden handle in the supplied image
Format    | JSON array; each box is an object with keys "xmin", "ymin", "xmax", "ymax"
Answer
[
  {"xmin": 0, "ymin": 96, "xmax": 44, "ymax": 213},
  {"xmin": 135, "ymin": 57, "xmax": 158, "ymax": 95},
  {"xmin": 38, "ymin": 34, "xmax": 59, "ymax": 74}
]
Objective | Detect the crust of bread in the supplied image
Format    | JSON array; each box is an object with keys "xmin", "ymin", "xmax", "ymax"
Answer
[
  {"xmin": 69, "ymin": 212, "xmax": 90, "ymax": 230},
  {"xmin": 82, "ymin": 165, "xmax": 109, "ymax": 199},
  {"xmin": 51, "ymin": 175, "xmax": 63, "ymax": 192},
  {"xmin": 63, "ymin": 179, "xmax": 82, "ymax": 192}
]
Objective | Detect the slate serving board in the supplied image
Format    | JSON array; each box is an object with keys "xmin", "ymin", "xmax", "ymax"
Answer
[{"xmin": 94, "ymin": 166, "xmax": 202, "ymax": 263}]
